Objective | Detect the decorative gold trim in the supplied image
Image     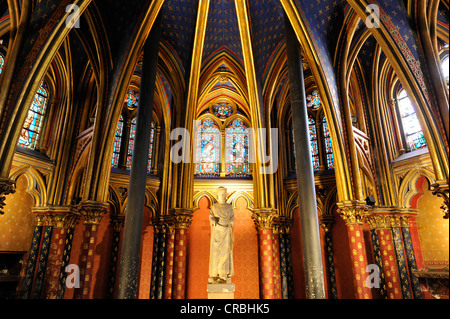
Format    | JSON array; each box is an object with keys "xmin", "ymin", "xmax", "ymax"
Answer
[
  {"xmin": 252, "ymin": 208, "xmax": 277, "ymax": 230},
  {"xmin": 336, "ymin": 200, "xmax": 369, "ymax": 225}
]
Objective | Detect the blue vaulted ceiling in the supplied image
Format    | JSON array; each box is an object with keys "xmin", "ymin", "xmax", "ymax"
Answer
[
  {"xmin": 161, "ymin": 0, "xmax": 200, "ymax": 73},
  {"xmin": 247, "ymin": 0, "xmax": 285, "ymax": 83},
  {"xmin": 202, "ymin": 0, "xmax": 243, "ymax": 64},
  {"xmin": 66, "ymin": 0, "xmax": 448, "ymax": 112}
]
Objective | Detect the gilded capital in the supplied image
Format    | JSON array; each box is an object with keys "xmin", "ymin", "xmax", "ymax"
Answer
[
  {"xmin": 34, "ymin": 213, "xmax": 48, "ymax": 227},
  {"xmin": 319, "ymin": 215, "xmax": 335, "ymax": 233},
  {"xmin": 173, "ymin": 210, "xmax": 193, "ymax": 230},
  {"xmin": 365, "ymin": 207, "xmax": 415, "ymax": 230},
  {"xmin": 159, "ymin": 216, "xmax": 175, "ymax": 234},
  {"xmin": 0, "ymin": 178, "xmax": 16, "ymax": 215},
  {"xmin": 252, "ymin": 209, "xmax": 277, "ymax": 230},
  {"xmin": 365, "ymin": 214, "xmax": 388, "ymax": 230},
  {"xmin": 277, "ymin": 217, "xmax": 293, "ymax": 235},
  {"xmin": 110, "ymin": 215, "xmax": 125, "ymax": 233},
  {"xmin": 78, "ymin": 201, "xmax": 109, "ymax": 225},
  {"xmin": 336, "ymin": 201, "xmax": 369, "ymax": 225}
]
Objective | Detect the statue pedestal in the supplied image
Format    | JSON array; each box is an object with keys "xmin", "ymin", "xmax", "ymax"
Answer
[{"xmin": 207, "ymin": 283, "xmax": 235, "ymax": 299}]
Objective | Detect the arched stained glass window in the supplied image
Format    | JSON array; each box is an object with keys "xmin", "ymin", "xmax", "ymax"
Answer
[
  {"xmin": 125, "ymin": 90, "xmax": 139, "ymax": 108},
  {"xmin": 126, "ymin": 118, "xmax": 137, "ymax": 169},
  {"xmin": 397, "ymin": 89, "xmax": 427, "ymax": 151},
  {"xmin": 322, "ymin": 117, "xmax": 335, "ymax": 169},
  {"xmin": 226, "ymin": 119, "xmax": 250, "ymax": 177},
  {"xmin": 307, "ymin": 90, "xmax": 321, "ymax": 109},
  {"xmin": 111, "ymin": 115, "xmax": 124, "ymax": 167},
  {"xmin": 18, "ymin": 82, "xmax": 49, "ymax": 150},
  {"xmin": 309, "ymin": 116, "xmax": 320, "ymax": 171},
  {"xmin": 126, "ymin": 119, "xmax": 155, "ymax": 173},
  {"xmin": 196, "ymin": 119, "xmax": 221, "ymax": 177},
  {"xmin": 0, "ymin": 54, "xmax": 4, "ymax": 74}
]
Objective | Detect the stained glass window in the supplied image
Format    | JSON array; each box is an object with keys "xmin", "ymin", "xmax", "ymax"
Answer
[
  {"xmin": 309, "ymin": 116, "xmax": 320, "ymax": 171},
  {"xmin": 196, "ymin": 118, "xmax": 221, "ymax": 177},
  {"xmin": 322, "ymin": 117, "xmax": 335, "ymax": 169},
  {"xmin": 226, "ymin": 119, "xmax": 250, "ymax": 177},
  {"xmin": 125, "ymin": 90, "xmax": 139, "ymax": 108},
  {"xmin": 397, "ymin": 89, "xmax": 427, "ymax": 151},
  {"xmin": 0, "ymin": 55, "xmax": 4, "ymax": 74},
  {"xmin": 18, "ymin": 82, "xmax": 49, "ymax": 150},
  {"xmin": 126, "ymin": 118, "xmax": 137, "ymax": 169},
  {"xmin": 126, "ymin": 119, "xmax": 155, "ymax": 173},
  {"xmin": 213, "ymin": 101, "xmax": 233, "ymax": 119},
  {"xmin": 111, "ymin": 115, "xmax": 124, "ymax": 167},
  {"xmin": 307, "ymin": 90, "xmax": 321, "ymax": 109}
]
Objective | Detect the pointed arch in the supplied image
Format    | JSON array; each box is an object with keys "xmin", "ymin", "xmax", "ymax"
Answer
[{"xmin": 9, "ymin": 166, "xmax": 48, "ymax": 208}]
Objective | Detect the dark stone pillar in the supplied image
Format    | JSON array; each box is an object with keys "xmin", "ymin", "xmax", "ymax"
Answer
[{"xmin": 116, "ymin": 14, "xmax": 162, "ymax": 299}]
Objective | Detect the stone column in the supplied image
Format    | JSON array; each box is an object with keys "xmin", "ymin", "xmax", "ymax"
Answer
[
  {"xmin": 42, "ymin": 210, "xmax": 79, "ymax": 299},
  {"xmin": 116, "ymin": 13, "xmax": 162, "ymax": 299},
  {"xmin": 397, "ymin": 210, "xmax": 422, "ymax": 299},
  {"xmin": 337, "ymin": 201, "xmax": 372, "ymax": 299},
  {"xmin": 271, "ymin": 220, "xmax": 282, "ymax": 299},
  {"xmin": 151, "ymin": 126, "xmax": 161, "ymax": 174},
  {"xmin": 73, "ymin": 202, "xmax": 108, "ymax": 299},
  {"xmin": 278, "ymin": 218, "xmax": 294, "ymax": 299},
  {"xmin": 365, "ymin": 210, "xmax": 403, "ymax": 299},
  {"xmin": 163, "ymin": 219, "xmax": 175, "ymax": 299},
  {"xmin": 253, "ymin": 209, "xmax": 276, "ymax": 299},
  {"xmin": 31, "ymin": 214, "xmax": 53, "ymax": 299},
  {"xmin": 319, "ymin": 215, "xmax": 338, "ymax": 299},
  {"xmin": 284, "ymin": 14, "xmax": 326, "ymax": 299},
  {"xmin": 106, "ymin": 214, "xmax": 124, "ymax": 299},
  {"xmin": 390, "ymin": 214, "xmax": 413, "ymax": 298},
  {"xmin": 155, "ymin": 221, "xmax": 168, "ymax": 299},
  {"xmin": 56, "ymin": 212, "xmax": 79, "ymax": 299},
  {"xmin": 21, "ymin": 214, "xmax": 45, "ymax": 299},
  {"xmin": 150, "ymin": 221, "xmax": 167, "ymax": 299},
  {"xmin": 366, "ymin": 219, "xmax": 388, "ymax": 299},
  {"xmin": 172, "ymin": 210, "xmax": 193, "ymax": 299}
]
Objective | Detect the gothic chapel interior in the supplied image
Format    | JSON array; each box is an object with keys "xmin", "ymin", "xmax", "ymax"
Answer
[{"xmin": 0, "ymin": 0, "xmax": 448, "ymax": 300}]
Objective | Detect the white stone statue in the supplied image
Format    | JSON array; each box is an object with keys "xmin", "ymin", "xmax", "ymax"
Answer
[{"xmin": 209, "ymin": 187, "xmax": 234, "ymax": 284}]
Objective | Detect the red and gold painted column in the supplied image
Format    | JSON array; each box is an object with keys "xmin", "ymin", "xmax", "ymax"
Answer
[
  {"xmin": 337, "ymin": 201, "xmax": 372, "ymax": 299},
  {"xmin": 253, "ymin": 209, "xmax": 276, "ymax": 299},
  {"xmin": 73, "ymin": 202, "xmax": 108, "ymax": 299},
  {"xmin": 42, "ymin": 210, "xmax": 79, "ymax": 299},
  {"xmin": 272, "ymin": 221, "xmax": 281, "ymax": 299},
  {"xmin": 163, "ymin": 220, "xmax": 175, "ymax": 299},
  {"xmin": 366, "ymin": 212, "xmax": 403, "ymax": 299},
  {"xmin": 172, "ymin": 210, "xmax": 193, "ymax": 299}
]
